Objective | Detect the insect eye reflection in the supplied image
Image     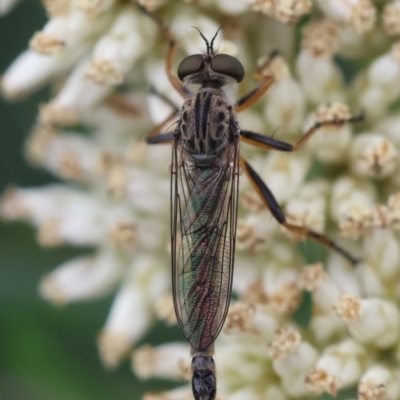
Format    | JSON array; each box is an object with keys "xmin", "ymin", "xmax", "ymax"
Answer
[
  {"xmin": 211, "ymin": 54, "xmax": 244, "ymax": 82},
  {"xmin": 177, "ymin": 53, "xmax": 245, "ymax": 82},
  {"xmin": 177, "ymin": 54, "xmax": 204, "ymax": 80}
]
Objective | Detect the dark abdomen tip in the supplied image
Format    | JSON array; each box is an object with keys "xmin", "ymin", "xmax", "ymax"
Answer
[{"xmin": 191, "ymin": 356, "xmax": 216, "ymax": 400}]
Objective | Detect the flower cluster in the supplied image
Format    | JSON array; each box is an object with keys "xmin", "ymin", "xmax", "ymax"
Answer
[{"xmin": 2, "ymin": 0, "xmax": 400, "ymax": 399}]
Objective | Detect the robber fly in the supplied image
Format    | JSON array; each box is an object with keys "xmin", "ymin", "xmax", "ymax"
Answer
[{"xmin": 141, "ymin": 6, "xmax": 362, "ymax": 400}]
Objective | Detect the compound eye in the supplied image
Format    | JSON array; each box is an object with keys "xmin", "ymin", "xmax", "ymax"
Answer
[
  {"xmin": 177, "ymin": 54, "xmax": 204, "ymax": 81},
  {"xmin": 210, "ymin": 54, "xmax": 244, "ymax": 82}
]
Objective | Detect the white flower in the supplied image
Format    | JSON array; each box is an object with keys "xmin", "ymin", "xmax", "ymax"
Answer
[
  {"xmin": 306, "ymin": 338, "xmax": 369, "ymax": 396},
  {"xmin": 359, "ymin": 228, "xmax": 400, "ymax": 297},
  {"xmin": 315, "ymin": 0, "xmax": 377, "ymax": 34},
  {"xmin": 132, "ymin": 342, "xmax": 190, "ymax": 380},
  {"xmin": 298, "ymin": 263, "xmax": 348, "ymax": 344},
  {"xmin": 359, "ymin": 364, "xmax": 400, "ymax": 400},
  {"xmin": 261, "ymin": 55, "xmax": 306, "ymax": 137},
  {"xmin": 29, "ymin": 10, "xmax": 114, "ymax": 55},
  {"xmin": 349, "ymin": 133, "xmax": 398, "ymax": 179},
  {"xmin": 99, "ymin": 255, "xmax": 168, "ymax": 368},
  {"xmin": 296, "ymin": 19, "xmax": 346, "ymax": 105},
  {"xmin": 285, "ymin": 179, "xmax": 329, "ymax": 232},
  {"xmin": 269, "ymin": 327, "xmax": 318, "ymax": 397},
  {"xmin": 334, "ymin": 294, "xmax": 400, "ymax": 348},
  {"xmin": 1, "ymin": 47, "xmax": 87, "ymax": 100},
  {"xmin": 382, "ymin": 1, "xmax": 400, "ymax": 37},
  {"xmin": 86, "ymin": 8, "xmax": 155, "ymax": 85},
  {"xmin": 249, "ymin": 0, "xmax": 312, "ymax": 24},
  {"xmin": 259, "ymin": 152, "xmax": 310, "ymax": 203},
  {"xmin": 354, "ymin": 43, "xmax": 400, "ymax": 121},
  {"xmin": 40, "ymin": 249, "xmax": 125, "ymax": 304},
  {"xmin": 223, "ymin": 302, "xmax": 279, "ymax": 340},
  {"xmin": 330, "ymin": 175, "xmax": 376, "ymax": 230}
]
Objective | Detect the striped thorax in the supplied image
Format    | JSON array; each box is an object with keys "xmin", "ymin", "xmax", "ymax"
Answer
[{"xmin": 177, "ymin": 90, "xmax": 240, "ymax": 166}]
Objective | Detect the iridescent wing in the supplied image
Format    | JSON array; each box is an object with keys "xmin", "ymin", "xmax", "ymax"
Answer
[{"xmin": 171, "ymin": 141, "xmax": 239, "ymax": 351}]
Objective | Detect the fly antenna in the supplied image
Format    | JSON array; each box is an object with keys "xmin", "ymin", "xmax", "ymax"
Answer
[
  {"xmin": 191, "ymin": 26, "xmax": 210, "ymax": 54},
  {"xmin": 210, "ymin": 27, "xmax": 223, "ymax": 54}
]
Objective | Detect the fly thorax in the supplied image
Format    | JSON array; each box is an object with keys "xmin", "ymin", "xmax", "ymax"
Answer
[{"xmin": 178, "ymin": 90, "xmax": 239, "ymax": 166}]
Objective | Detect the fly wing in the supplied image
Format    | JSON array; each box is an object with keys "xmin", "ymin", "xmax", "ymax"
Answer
[{"xmin": 171, "ymin": 141, "xmax": 239, "ymax": 352}]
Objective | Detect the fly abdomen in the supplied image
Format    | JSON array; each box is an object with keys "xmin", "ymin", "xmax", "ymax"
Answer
[{"xmin": 191, "ymin": 355, "xmax": 217, "ymax": 400}]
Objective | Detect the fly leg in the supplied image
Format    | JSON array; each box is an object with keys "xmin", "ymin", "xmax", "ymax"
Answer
[
  {"xmin": 240, "ymin": 112, "xmax": 363, "ymax": 150},
  {"xmin": 147, "ymin": 132, "xmax": 174, "ymax": 144},
  {"xmin": 234, "ymin": 76, "xmax": 274, "ymax": 113},
  {"xmin": 240, "ymin": 158, "xmax": 359, "ymax": 266},
  {"xmin": 146, "ymin": 110, "xmax": 176, "ymax": 143},
  {"xmin": 239, "ymin": 111, "xmax": 363, "ymax": 265},
  {"xmin": 146, "ymin": 86, "xmax": 180, "ymax": 140},
  {"xmin": 138, "ymin": 3, "xmax": 187, "ymax": 98},
  {"xmin": 150, "ymin": 86, "xmax": 180, "ymax": 113},
  {"xmin": 234, "ymin": 51, "xmax": 279, "ymax": 113}
]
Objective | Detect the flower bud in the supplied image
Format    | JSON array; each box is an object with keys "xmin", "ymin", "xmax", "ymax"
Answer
[
  {"xmin": 132, "ymin": 343, "xmax": 190, "ymax": 381},
  {"xmin": 98, "ymin": 256, "xmax": 167, "ymax": 368},
  {"xmin": 250, "ymin": 0, "xmax": 312, "ymax": 24},
  {"xmin": 382, "ymin": 1, "xmax": 400, "ymax": 36},
  {"xmin": 330, "ymin": 176, "xmax": 376, "ymax": 235},
  {"xmin": 306, "ymin": 338, "xmax": 368, "ymax": 396},
  {"xmin": 297, "ymin": 19, "xmax": 345, "ymax": 105},
  {"xmin": 30, "ymin": 12, "xmax": 113, "ymax": 55},
  {"xmin": 40, "ymin": 249, "xmax": 124, "ymax": 304},
  {"xmin": 1, "ymin": 47, "xmax": 86, "ymax": 100},
  {"xmin": 223, "ymin": 302, "xmax": 279, "ymax": 341},
  {"xmin": 334, "ymin": 294, "xmax": 400, "ymax": 348},
  {"xmin": 359, "ymin": 364, "xmax": 400, "ymax": 400},
  {"xmin": 285, "ymin": 180, "xmax": 329, "ymax": 232},
  {"xmin": 261, "ymin": 55, "xmax": 306, "ymax": 137},
  {"xmin": 315, "ymin": 0, "xmax": 376, "ymax": 34},
  {"xmin": 350, "ymin": 133, "xmax": 398, "ymax": 179},
  {"xmin": 354, "ymin": 43, "xmax": 400, "ymax": 121},
  {"xmin": 270, "ymin": 327, "xmax": 318, "ymax": 397},
  {"xmin": 86, "ymin": 8, "xmax": 154, "ymax": 85}
]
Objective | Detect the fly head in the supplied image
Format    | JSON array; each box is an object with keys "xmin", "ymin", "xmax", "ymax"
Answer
[{"xmin": 177, "ymin": 28, "xmax": 244, "ymax": 89}]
